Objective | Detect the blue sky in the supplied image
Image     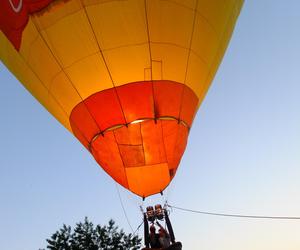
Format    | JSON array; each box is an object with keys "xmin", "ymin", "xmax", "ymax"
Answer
[{"xmin": 1, "ymin": 1, "xmax": 300, "ymax": 249}]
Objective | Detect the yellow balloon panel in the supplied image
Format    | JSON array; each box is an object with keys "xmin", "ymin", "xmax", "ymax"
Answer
[
  {"xmin": 150, "ymin": 44, "xmax": 189, "ymax": 84},
  {"xmin": 35, "ymin": 11, "xmax": 99, "ymax": 68},
  {"xmin": 86, "ymin": 0, "xmax": 148, "ymax": 50},
  {"xmin": 26, "ymin": 35, "xmax": 61, "ymax": 90},
  {"xmin": 49, "ymin": 71, "xmax": 83, "ymax": 116},
  {"xmin": 0, "ymin": 30, "xmax": 71, "ymax": 131},
  {"xmin": 46, "ymin": 96, "xmax": 72, "ymax": 131},
  {"xmin": 196, "ymin": 0, "xmax": 244, "ymax": 107},
  {"xmin": 20, "ymin": 19, "xmax": 89, "ymax": 129},
  {"xmin": 103, "ymin": 44, "xmax": 151, "ymax": 86},
  {"xmin": 191, "ymin": 12, "xmax": 219, "ymax": 67},
  {"xmin": 167, "ymin": 0, "xmax": 197, "ymax": 9},
  {"xmin": 18, "ymin": 20, "xmax": 39, "ymax": 61},
  {"xmin": 147, "ymin": 0, "xmax": 195, "ymax": 48},
  {"xmin": 185, "ymin": 52, "xmax": 209, "ymax": 99},
  {"xmin": 197, "ymin": 0, "xmax": 238, "ymax": 37},
  {"xmin": 64, "ymin": 53, "xmax": 113, "ymax": 100},
  {"xmin": 33, "ymin": 0, "xmax": 82, "ymax": 31}
]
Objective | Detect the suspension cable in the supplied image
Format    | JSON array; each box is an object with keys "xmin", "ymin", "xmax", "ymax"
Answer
[
  {"xmin": 168, "ymin": 204, "xmax": 300, "ymax": 220},
  {"xmin": 133, "ymin": 220, "xmax": 144, "ymax": 235},
  {"xmin": 115, "ymin": 184, "xmax": 135, "ymax": 234}
]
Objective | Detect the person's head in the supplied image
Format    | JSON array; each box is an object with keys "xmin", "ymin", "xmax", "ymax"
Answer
[
  {"xmin": 150, "ymin": 225, "xmax": 156, "ymax": 234},
  {"xmin": 159, "ymin": 228, "xmax": 165, "ymax": 236}
]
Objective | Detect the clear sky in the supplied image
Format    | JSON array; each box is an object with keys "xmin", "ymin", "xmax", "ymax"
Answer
[{"xmin": 1, "ymin": 1, "xmax": 300, "ymax": 249}]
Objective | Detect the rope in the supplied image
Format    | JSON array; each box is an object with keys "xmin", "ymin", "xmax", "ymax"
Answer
[
  {"xmin": 115, "ymin": 184, "xmax": 135, "ymax": 234},
  {"xmin": 168, "ymin": 204, "xmax": 300, "ymax": 220},
  {"xmin": 133, "ymin": 220, "xmax": 144, "ymax": 235}
]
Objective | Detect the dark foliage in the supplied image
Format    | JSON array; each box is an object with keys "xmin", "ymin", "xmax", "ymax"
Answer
[{"xmin": 42, "ymin": 218, "xmax": 141, "ymax": 250}]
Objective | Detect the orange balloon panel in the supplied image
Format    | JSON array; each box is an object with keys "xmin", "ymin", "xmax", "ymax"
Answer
[
  {"xmin": 0, "ymin": 0, "xmax": 243, "ymax": 197},
  {"xmin": 70, "ymin": 80, "xmax": 195, "ymax": 197}
]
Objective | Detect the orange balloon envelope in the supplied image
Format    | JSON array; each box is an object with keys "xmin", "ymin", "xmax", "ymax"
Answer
[{"xmin": 0, "ymin": 0, "xmax": 243, "ymax": 197}]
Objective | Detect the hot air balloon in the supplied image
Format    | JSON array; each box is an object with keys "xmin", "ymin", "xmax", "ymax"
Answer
[{"xmin": 0, "ymin": 0, "xmax": 243, "ymax": 198}]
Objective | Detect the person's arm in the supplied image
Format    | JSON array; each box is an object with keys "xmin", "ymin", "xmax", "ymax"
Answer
[
  {"xmin": 156, "ymin": 221, "xmax": 164, "ymax": 230},
  {"xmin": 156, "ymin": 222, "xmax": 170, "ymax": 237}
]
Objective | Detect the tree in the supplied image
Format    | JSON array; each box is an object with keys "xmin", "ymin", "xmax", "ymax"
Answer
[{"xmin": 42, "ymin": 218, "xmax": 142, "ymax": 250}]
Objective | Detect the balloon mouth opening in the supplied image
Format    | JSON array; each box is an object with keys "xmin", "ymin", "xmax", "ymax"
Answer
[
  {"xmin": 128, "ymin": 117, "xmax": 190, "ymax": 128},
  {"xmin": 130, "ymin": 119, "xmax": 145, "ymax": 124},
  {"xmin": 89, "ymin": 116, "xmax": 190, "ymax": 145}
]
